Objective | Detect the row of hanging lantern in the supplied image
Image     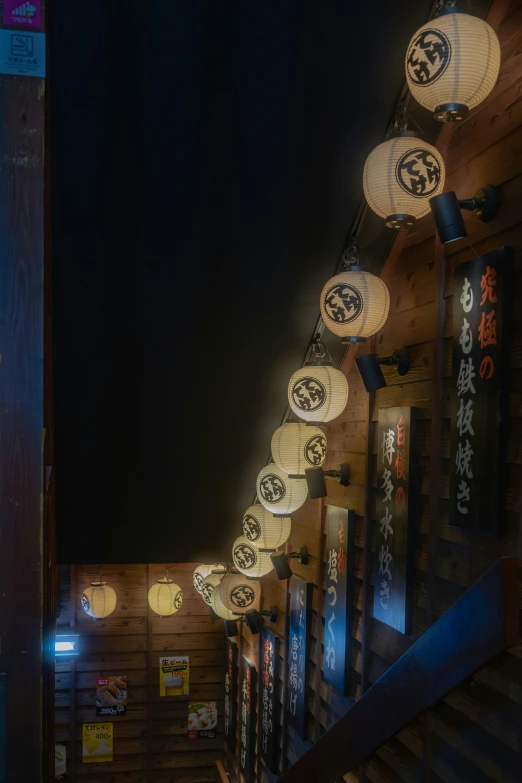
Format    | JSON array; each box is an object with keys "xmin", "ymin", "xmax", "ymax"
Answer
[{"xmin": 189, "ymin": 3, "xmax": 504, "ymax": 629}]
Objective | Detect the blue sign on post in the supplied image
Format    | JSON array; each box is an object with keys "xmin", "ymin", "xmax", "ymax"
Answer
[
  {"xmin": 0, "ymin": 29, "xmax": 46, "ymax": 77},
  {"xmin": 287, "ymin": 576, "xmax": 312, "ymax": 739}
]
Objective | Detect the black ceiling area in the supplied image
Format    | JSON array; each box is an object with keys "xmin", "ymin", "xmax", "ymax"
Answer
[{"xmin": 50, "ymin": 0, "xmax": 434, "ymax": 564}]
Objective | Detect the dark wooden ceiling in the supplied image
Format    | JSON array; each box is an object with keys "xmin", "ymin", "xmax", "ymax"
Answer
[{"xmin": 51, "ymin": 0, "xmax": 433, "ymax": 563}]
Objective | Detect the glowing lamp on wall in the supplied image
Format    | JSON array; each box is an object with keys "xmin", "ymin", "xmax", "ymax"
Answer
[
  {"xmin": 81, "ymin": 582, "xmax": 117, "ymax": 620},
  {"xmin": 320, "ymin": 268, "xmax": 390, "ymax": 343},
  {"xmin": 148, "ymin": 577, "xmax": 183, "ymax": 617},
  {"xmin": 242, "ymin": 504, "xmax": 291, "ymax": 550},
  {"xmin": 256, "ymin": 463, "xmax": 307, "ymax": 517},
  {"xmin": 271, "ymin": 423, "xmax": 326, "ymax": 478}
]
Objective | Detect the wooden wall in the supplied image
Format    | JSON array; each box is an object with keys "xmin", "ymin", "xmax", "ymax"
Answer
[
  {"xmin": 225, "ymin": 1, "xmax": 522, "ymax": 781},
  {"xmin": 55, "ymin": 564, "xmax": 225, "ymax": 781}
]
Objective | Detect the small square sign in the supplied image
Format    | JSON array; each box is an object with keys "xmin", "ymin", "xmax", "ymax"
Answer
[
  {"xmin": 3, "ymin": 1, "xmax": 41, "ymax": 28},
  {"xmin": 0, "ymin": 29, "xmax": 45, "ymax": 77}
]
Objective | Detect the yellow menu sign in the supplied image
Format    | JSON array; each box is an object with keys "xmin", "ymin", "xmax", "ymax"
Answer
[{"xmin": 82, "ymin": 723, "xmax": 113, "ymax": 763}]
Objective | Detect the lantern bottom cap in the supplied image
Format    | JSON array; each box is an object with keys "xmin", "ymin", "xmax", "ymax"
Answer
[
  {"xmin": 288, "ymin": 473, "xmax": 306, "ymax": 479},
  {"xmin": 385, "ymin": 213, "xmax": 416, "ymax": 229},
  {"xmin": 341, "ymin": 335, "xmax": 367, "ymax": 344},
  {"xmin": 273, "ymin": 513, "xmax": 292, "ymax": 518},
  {"xmin": 434, "ymin": 103, "xmax": 468, "ymax": 123},
  {"xmin": 305, "ymin": 421, "xmax": 325, "ymax": 427}
]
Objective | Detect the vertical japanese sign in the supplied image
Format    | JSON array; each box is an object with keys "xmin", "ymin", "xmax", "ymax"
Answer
[
  {"xmin": 224, "ymin": 638, "xmax": 238, "ymax": 751},
  {"xmin": 240, "ymin": 657, "xmax": 255, "ymax": 783},
  {"xmin": 324, "ymin": 506, "xmax": 355, "ymax": 695},
  {"xmin": 260, "ymin": 629, "xmax": 279, "ymax": 773},
  {"xmin": 374, "ymin": 407, "xmax": 416, "ymax": 634},
  {"xmin": 451, "ymin": 247, "xmax": 512, "ymax": 535},
  {"xmin": 287, "ymin": 576, "xmax": 312, "ymax": 739}
]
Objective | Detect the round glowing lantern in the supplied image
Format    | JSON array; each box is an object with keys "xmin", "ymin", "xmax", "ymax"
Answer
[
  {"xmin": 200, "ymin": 573, "xmax": 223, "ymax": 606},
  {"xmin": 288, "ymin": 365, "xmax": 348, "ymax": 424},
  {"xmin": 271, "ymin": 422, "xmax": 326, "ymax": 477},
  {"xmin": 406, "ymin": 11, "xmax": 500, "ymax": 122},
  {"xmin": 218, "ymin": 572, "xmax": 262, "ymax": 613},
  {"xmin": 148, "ymin": 578, "xmax": 183, "ymax": 617},
  {"xmin": 193, "ymin": 564, "xmax": 218, "ymax": 593},
  {"xmin": 81, "ymin": 582, "xmax": 117, "ymax": 619},
  {"xmin": 320, "ymin": 268, "xmax": 390, "ymax": 342},
  {"xmin": 211, "ymin": 587, "xmax": 240, "ymax": 621},
  {"xmin": 363, "ymin": 132, "xmax": 445, "ymax": 229},
  {"xmin": 256, "ymin": 463, "xmax": 307, "ymax": 516},
  {"xmin": 242, "ymin": 504, "xmax": 291, "ymax": 550},
  {"xmin": 232, "ymin": 535, "xmax": 274, "ymax": 577}
]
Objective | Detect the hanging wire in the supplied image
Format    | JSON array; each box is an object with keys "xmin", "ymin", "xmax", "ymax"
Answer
[{"xmin": 98, "ymin": 564, "xmax": 104, "ymax": 583}]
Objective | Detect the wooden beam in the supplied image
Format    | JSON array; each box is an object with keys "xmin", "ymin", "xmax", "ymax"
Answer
[
  {"xmin": 216, "ymin": 759, "xmax": 230, "ymax": 782},
  {"xmin": 278, "ymin": 557, "xmax": 519, "ymax": 783}
]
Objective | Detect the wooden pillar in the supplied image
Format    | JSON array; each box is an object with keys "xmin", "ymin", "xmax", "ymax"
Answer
[{"xmin": 0, "ymin": 3, "xmax": 50, "ymax": 780}]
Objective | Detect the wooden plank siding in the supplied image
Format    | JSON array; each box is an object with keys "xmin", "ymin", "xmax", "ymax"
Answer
[
  {"xmin": 226, "ymin": 1, "xmax": 522, "ymax": 781},
  {"xmin": 56, "ymin": 564, "xmax": 224, "ymax": 781}
]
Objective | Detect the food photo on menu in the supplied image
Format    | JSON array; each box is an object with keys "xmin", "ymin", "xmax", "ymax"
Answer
[{"xmin": 188, "ymin": 701, "xmax": 218, "ymax": 738}]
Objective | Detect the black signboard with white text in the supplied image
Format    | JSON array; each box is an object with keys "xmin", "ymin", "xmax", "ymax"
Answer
[
  {"xmin": 324, "ymin": 505, "xmax": 355, "ymax": 695},
  {"xmin": 374, "ymin": 406, "xmax": 416, "ymax": 634},
  {"xmin": 224, "ymin": 638, "xmax": 237, "ymax": 751},
  {"xmin": 240, "ymin": 657, "xmax": 255, "ymax": 783},
  {"xmin": 260, "ymin": 629, "xmax": 279, "ymax": 773},
  {"xmin": 451, "ymin": 247, "xmax": 512, "ymax": 535},
  {"xmin": 287, "ymin": 576, "xmax": 312, "ymax": 739}
]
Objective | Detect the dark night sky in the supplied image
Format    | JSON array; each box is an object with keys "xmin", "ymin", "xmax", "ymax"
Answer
[{"xmin": 51, "ymin": 0, "xmax": 432, "ymax": 564}]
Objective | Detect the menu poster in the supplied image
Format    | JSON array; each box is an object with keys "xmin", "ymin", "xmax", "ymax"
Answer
[
  {"xmin": 240, "ymin": 657, "xmax": 255, "ymax": 783},
  {"xmin": 260, "ymin": 629, "xmax": 279, "ymax": 773},
  {"xmin": 224, "ymin": 638, "xmax": 238, "ymax": 751},
  {"xmin": 324, "ymin": 506, "xmax": 355, "ymax": 695},
  {"xmin": 451, "ymin": 247, "xmax": 512, "ymax": 535},
  {"xmin": 159, "ymin": 656, "xmax": 189, "ymax": 696},
  {"xmin": 96, "ymin": 676, "xmax": 127, "ymax": 716},
  {"xmin": 82, "ymin": 723, "xmax": 113, "ymax": 763},
  {"xmin": 374, "ymin": 406, "xmax": 416, "ymax": 634},
  {"xmin": 188, "ymin": 701, "xmax": 217, "ymax": 739},
  {"xmin": 55, "ymin": 745, "xmax": 66, "ymax": 779},
  {"xmin": 287, "ymin": 576, "xmax": 312, "ymax": 739}
]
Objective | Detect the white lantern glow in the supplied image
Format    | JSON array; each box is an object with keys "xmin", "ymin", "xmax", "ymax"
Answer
[
  {"xmin": 232, "ymin": 535, "xmax": 274, "ymax": 577},
  {"xmin": 193, "ymin": 564, "xmax": 217, "ymax": 593},
  {"xmin": 256, "ymin": 463, "xmax": 307, "ymax": 516},
  {"xmin": 320, "ymin": 269, "xmax": 390, "ymax": 342},
  {"xmin": 288, "ymin": 365, "xmax": 348, "ymax": 424},
  {"xmin": 218, "ymin": 572, "xmax": 262, "ymax": 613},
  {"xmin": 211, "ymin": 587, "xmax": 240, "ymax": 621},
  {"xmin": 242, "ymin": 504, "xmax": 291, "ymax": 550},
  {"xmin": 148, "ymin": 578, "xmax": 183, "ymax": 617},
  {"xmin": 200, "ymin": 573, "xmax": 223, "ymax": 606},
  {"xmin": 81, "ymin": 582, "xmax": 117, "ymax": 620},
  {"xmin": 406, "ymin": 12, "xmax": 500, "ymax": 122},
  {"xmin": 271, "ymin": 423, "xmax": 326, "ymax": 477},
  {"xmin": 363, "ymin": 133, "xmax": 445, "ymax": 229}
]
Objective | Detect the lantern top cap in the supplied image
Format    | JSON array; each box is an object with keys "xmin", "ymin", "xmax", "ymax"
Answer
[
  {"xmin": 388, "ymin": 129, "xmax": 417, "ymax": 140},
  {"xmin": 436, "ymin": 0, "xmax": 459, "ymax": 16},
  {"xmin": 89, "ymin": 581, "xmax": 108, "ymax": 587},
  {"xmin": 156, "ymin": 577, "xmax": 174, "ymax": 585}
]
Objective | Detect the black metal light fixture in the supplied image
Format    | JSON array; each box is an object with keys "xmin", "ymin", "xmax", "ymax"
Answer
[
  {"xmin": 304, "ymin": 463, "xmax": 350, "ymax": 500},
  {"xmin": 270, "ymin": 546, "xmax": 309, "ymax": 581},
  {"xmin": 243, "ymin": 605, "xmax": 278, "ymax": 635},
  {"xmin": 355, "ymin": 348, "xmax": 410, "ymax": 393},
  {"xmin": 429, "ymin": 185, "xmax": 499, "ymax": 244},
  {"xmin": 224, "ymin": 618, "xmax": 241, "ymax": 638}
]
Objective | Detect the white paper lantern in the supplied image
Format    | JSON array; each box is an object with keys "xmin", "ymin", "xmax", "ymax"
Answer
[
  {"xmin": 148, "ymin": 578, "xmax": 183, "ymax": 617},
  {"xmin": 271, "ymin": 423, "xmax": 326, "ymax": 477},
  {"xmin": 242, "ymin": 504, "xmax": 291, "ymax": 550},
  {"xmin": 211, "ymin": 587, "xmax": 240, "ymax": 621},
  {"xmin": 363, "ymin": 133, "xmax": 445, "ymax": 229},
  {"xmin": 193, "ymin": 564, "xmax": 217, "ymax": 593},
  {"xmin": 200, "ymin": 573, "xmax": 223, "ymax": 606},
  {"xmin": 81, "ymin": 582, "xmax": 117, "ymax": 619},
  {"xmin": 232, "ymin": 535, "xmax": 275, "ymax": 577},
  {"xmin": 288, "ymin": 365, "xmax": 348, "ymax": 424},
  {"xmin": 218, "ymin": 572, "xmax": 262, "ymax": 613},
  {"xmin": 406, "ymin": 12, "xmax": 500, "ymax": 122},
  {"xmin": 256, "ymin": 463, "xmax": 307, "ymax": 516},
  {"xmin": 320, "ymin": 269, "xmax": 390, "ymax": 342}
]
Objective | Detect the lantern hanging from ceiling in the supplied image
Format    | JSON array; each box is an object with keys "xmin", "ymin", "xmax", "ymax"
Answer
[
  {"xmin": 232, "ymin": 535, "xmax": 275, "ymax": 577},
  {"xmin": 256, "ymin": 463, "xmax": 307, "ymax": 517},
  {"xmin": 200, "ymin": 573, "xmax": 224, "ymax": 606},
  {"xmin": 406, "ymin": 11, "xmax": 500, "ymax": 122},
  {"xmin": 148, "ymin": 577, "xmax": 183, "ymax": 617},
  {"xmin": 271, "ymin": 423, "xmax": 326, "ymax": 477},
  {"xmin": 218, "ymin": 572, "xmax": 262, "ymax": 614},
  {"xmin": 363, "ymin": 132, "xmax": 445, "ymax": 229},
  {"xmin": 193, "ymin": 564, "xmax": 218, "ymax": 593},
  {"xmin": 320, "ymin": 267, "xmax": 390, "ymax": 343},
  {"xmin": 288, "ymin": 365, "xmax": 348, "ymax": 424},
  {"xmin": 242, "ymin": 504, "xmax": 291, "ymax": 550},
  {"xmin": 211, "ymin": 586, "xmax": 240, "ymax": 621},
  {"xmin": 81, "ymin": 581, "xmax": 117, "ymax": 620}
]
